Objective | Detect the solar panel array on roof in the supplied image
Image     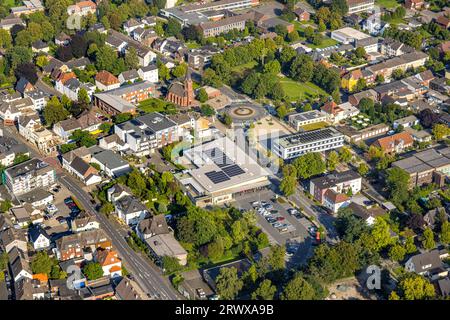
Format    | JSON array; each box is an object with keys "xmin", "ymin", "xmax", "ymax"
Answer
[
  {"xmin": 204, "ymin": 147, "xmax": 233, "ymax": 167},
  {"xmin": 205, "ymin": 171, "xmax": 230, "ymax": 184},
  {"xmin": 222, "ymin": 164, "xmax": 245, "ymax": 177},
  {"xmin": 287, "ymin": 128, "xmax": 336, "ymax": 145}
]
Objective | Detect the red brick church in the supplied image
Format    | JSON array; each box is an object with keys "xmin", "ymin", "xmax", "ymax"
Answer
[{"xmin": 166, "ymin": 71, "xmax": 194, "ymax": 108}]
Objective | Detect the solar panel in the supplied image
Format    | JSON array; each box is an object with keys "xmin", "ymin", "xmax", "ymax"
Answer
[
  {"xmin": 214, "ymin": 155, "xmax": 233, "ymax": 168},
  {"xmin": 205, "ymin": 171, "xmax": 230, "ymax": 184},
  {"xmin": 204, "ymin": 148, "xmax": 223, "ymax": 159},
  {"xmin": 223, "ymin": 164, "xmax": 245, "ymax": 177}
]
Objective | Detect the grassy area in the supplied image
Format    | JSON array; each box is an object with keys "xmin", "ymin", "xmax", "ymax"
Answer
[
  {"xmin": 305, "ymin": 37, "xmax": 339, "ymax": 49},
  {"xmin": 375, "ymin": 0, "xmax": 399, "ymax": 8},
  {"xmin": 293, "ymin": 21, "xmax": 316, "ymax": 31},
  {"xmin": 279, "ymin": 78, "xmax": 327, "ymax": 101},
  {"xmin": 300, "ymin": 121, "xmax": 329, "ymax": 131},
  {"xmin": 138, "ymin": 98, "xmax": 177, "ymax": 114},
  {"xmin": 231, "ymin": 60, "xmax": 258, "ymax": 74}
]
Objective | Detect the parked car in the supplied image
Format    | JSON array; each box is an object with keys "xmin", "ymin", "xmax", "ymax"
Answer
[
  {"xmin": 64, "ymin": 197, "xmax": 73, "ymax": 204},
  {"xmin": 276, "ymin": 216, "xmax": 285, "ymax": 221},
  {"xmin": 264, "ymin": 204, "xmax": 273, "ymax": 210},
  {"xmin": 288, "ymin": 208, "xmax": 298, "ymax": 215},
  {"xmin": 272, "ymin": 222, "xmax": 282, "ymax": 228},
  {"xmin": 266, "ymin": 217, "xmax": 277, "ymax": 224},
  {"xmin": 196, "ymin": 288, "xmax": 206, "ymax": 299}
]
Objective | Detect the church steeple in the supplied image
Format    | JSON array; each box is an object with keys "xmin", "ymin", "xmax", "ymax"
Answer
[{"xmin": 185, "ymin": 68, "xmax": 193, "ymax": 106}]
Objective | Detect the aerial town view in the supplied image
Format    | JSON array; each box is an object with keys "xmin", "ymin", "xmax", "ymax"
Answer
[{"xmin": 0, "ymin": 0, "xmax": 449, "ymax": 308}]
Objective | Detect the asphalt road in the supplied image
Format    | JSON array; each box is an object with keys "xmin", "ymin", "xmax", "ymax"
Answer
[{"xmin": 58, "ymin": 173, "xmax": 180, "ymax": 300}]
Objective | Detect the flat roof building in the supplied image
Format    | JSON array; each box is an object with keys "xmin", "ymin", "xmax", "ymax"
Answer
[
  {"xmin": 273, "ymin": 128, "xmax": 344, "ymax": 160},
  {"xmin": 177, "ymin": 136, "xmax": 270, "ymax": 206},
  {"xmin": 288, "ymin": 110, "xmax": 329, "ymax": 131}
]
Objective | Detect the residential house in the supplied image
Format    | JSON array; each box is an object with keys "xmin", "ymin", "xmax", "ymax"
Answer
[
  {"xmin": 18, "ymin": 116, "xmax": 59, "ymax": 155},
  {"xmin": 17, "ymin": 189, "xmax": 53, "ymax": 208},
  {"xmin": 0, "ymin": 136, "xmax": 29, "ymax": 167},
  {"xmin": 114, "ymin": 195, "xmax": 148, "ymax": 226},
  {"xmin": 119, "ymin": 70, "xmax": 140, "ymax": 84},
  {"xmin": 0, "ymin": 228, "xmax": 28, "ymax": 253},
  {"xmin": 404, "ymin": 127, "xmax": 432, "ymax": 143},
  {"xmin": 53, "ymin": 110, "xmax": 102, "ymax": 142},
  {"xmin": 29, "ymin": 226, "xmax": 51, "ymax": 250},
  {"xmin": 55, "ymin": 229, "xmax": 111, "ymax": 262},
  {"xmin": 309, "ymin": 170, "xmax": 362, "ymax": 203},
  {"xmin": 95, "ymin": 249, "xmax": 122, "ymax": 278},
  {"xmin": 405, "ymin": 0, "xmax": 425, "ymax": 10},
  {"xmin": 67, "ymin": 1, "xmax": 97, "ymax": 16},
  {"xmin": 107, "ymin": 30, "xmax": 157, "ymax": 67},
  {"xmin": 62, "ymin": 153, "xmax": 102, "ymax": 186},
  {"xmin": 138, "ymin": 65, "xmax": 159, "ymax": 83},
  {"xmin": 293, "ymin": 8, "xmax": 310, "ymax": 21},
  {"xmin": 348, "ymin": 89, "xmax": 378, "ymax": 106},
  {"xmin": 31, "ymin": 40, "xmax": 49, "ymax": 53},
  {"xmin": 95, "ymin": 70, "xmax": 120, "ymax": 91},
  {"xmin": 372, "ymin": 132, "xmax": 414, "ymax": 154},
  {"xmin": 123, "ymin": 18, "xmax": 145, "ymax": 35},
  {"xmin": 393, "ymin": 115, "xmax": 420, "ymax": 129},
  {"xmin": 8, "ymin": 247, "xmax": 32, "ymax": 282},
  {"xmin": 0, "ymin": 97, "xmax": 36, "ymax": 125},
  {"xmin": 321, "ymin": 101, "xmax": 360, "ymax": 124},
  {"xmin": 114, "ymin": 277, "xmax": 143, "ymax": 300},
  {"xmin": 187, "ymin": 46, "xmax": 220, "ymax": 69},
  {"xmin": 405, "ymin": 250, "xmax": 447, "ymax": 279},
  {"xmin": 0, "ymin": 15, "xmax": 25, "ymax": 31},
  {"xmin": 71, "ymin": 211, "xmax": 100, "ymax": 233},
  {"xmin": 323, "ymin": 190, "xmax": 350, "ymax": 213},
  {"xmin": 380, "ymin": 38, "xmax": 415, "ymax": 57},
  {"xmin": 89, "ymin": 146, "xmax": 131, "ymax": 178},
  {"xmin": 136, "ymin": 215, "xmax": 170, "ymax": 240},
  {"xmin": 146, "ymin": 233, "xmax": 188, "ymax": 266},
  {"xmin": 55, "ymin": 77, "xmax": 95, "ymax": 102},
  {"xmin": 347, "ymin": 202, "xmax": 386, "ymax": 226},
  {"xmin": 55, "ymin": 32, "xmax": 71, "ymax": 46}
]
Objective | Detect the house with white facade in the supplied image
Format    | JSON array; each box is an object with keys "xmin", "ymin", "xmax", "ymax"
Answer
[
  {"xmin": 138, "ymin": 65, "xmax": 159, "ymax": 83},
  {"xmin": 29, "ymin": 227, "xmax": 51, "ymax": 250}
]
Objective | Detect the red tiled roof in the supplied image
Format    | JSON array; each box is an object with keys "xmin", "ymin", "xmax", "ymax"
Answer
[
  {"xmin": 374, "ymin": 132, "xmax": 414, "ymax": 152},
  {"xmin": 324, "ymin": 189, "xmax": 349, "ymax": 204},
  {"xmin": 95, "ymin": 70, "xmax": 119, "ymax": 86}
]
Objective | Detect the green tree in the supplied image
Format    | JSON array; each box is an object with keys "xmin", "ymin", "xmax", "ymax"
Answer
[
  {"xmin": 99, "ymin": 202, "xmax": 114, "ymax": 215},
  {"xmin": 251, "ymin": 279, "xmax": 276, "ymax": 300},
  {"xmin": 165, "ymin": 18, "xmax": 182, "ymax": 37},
  {"xmin": 0, "ymin": 200, "xmax": 12, "ymax": 213},
  {"xmin": 292, "ymin": 153, "xmax": 326, "ymax": 179},
  {"xmin": 386, "ymin": 167, "xmax": 410, "ymax": 208},
  {"xmin": 326, "ymin": 151, "xmax": 339, "ymax": 171},
  {"xmin": 83, "ymin": 262, "xmax": 104, "ymax": 280},
  {"xmin": 281, "ymin": 274, "xmax": 316, "ymax": 300},
  {"xmin": 77, "ymin": 88, "xmax": 90, "ymax": 104},
  {"xmin": 207, "ymin": 237, "xmax": 224, "ymax": 261},
  {"xmin": 215, "ymin": 267, "xmax": 243, "ymax": 300},
  {"xmin": 162, "ymin": 256, "xmax": 182, "ymax": 274},
  {"xmin": 440, "ymin": 221, "xmax": 450, "ymax": 245},
  {"xmin": 171, "ymin": 63, "xmax": 187, "ymax": 78},
  {"xmin": 338, "ymin": 146, "xmax": 352, "ymax": 163},
  {"xmin": 43, "ymin": 96, "xmax": 69, "ymax": 126},
  {"xmin": 421, "ymin": 227, "xmax": 435, "ymax": 250},
  {"xmin": 432, "ymin": 123, "xmax": 450, "ymax": 141},
  {"xmin": 95, "ymin": 46, "xmax": 117, "ymax": 73},
  {"xmin": 264, "ymin": 60, "xmax": 281, "ymax": 75},
  {"xmin": 197, "ymin": 88, "xmax": 208, "ymax": 103},
  {"xmin": 371, "ymin": 217, "xmax": 393, "ymax": 251},
  {"xmin": 125, "ymin": 47, "xmax": 139, "ymax": 70},
  {"xmin": 397, "ymin": 274, "xmax": 435, "ymax": 300},
  {"xmin": 280, "ymin": 175, "xmax": 297, "ymax": 196},
  {"xmin": 404, "ymin": 236, "xmax": 417, "ymax": 254},
  {"xmin": 200, "ymin": 104, "xmax": 215, "ymax": 117},
  {"xmin": 31, "ymin": 251, "xmax": 55, "ymax": 276},
  {"xmin": 356, "ymin": 163, "xmax": 369, "ymax": 177},
  {"xmin": 289, "ymin": 54, "xmax": 314, "ymax": 82},
  {"xmin": 388, "ymin": 244, "xmax": 406, "ymax": 261}
]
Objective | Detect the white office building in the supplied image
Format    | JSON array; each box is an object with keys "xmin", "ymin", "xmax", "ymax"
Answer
[{"xmin": 273, "ymin": 128, "xmax": 345, "ymax": 160}]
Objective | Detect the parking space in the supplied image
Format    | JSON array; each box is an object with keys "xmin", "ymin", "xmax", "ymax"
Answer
[{"xmin": 235, "ymin": 190, "xmax": 312, "ymax": 240}]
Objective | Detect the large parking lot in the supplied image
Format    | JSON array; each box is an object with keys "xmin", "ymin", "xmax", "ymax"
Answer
[{"xmin": 233, "ymin": 189, "xmax": 315, "ymax": 266}]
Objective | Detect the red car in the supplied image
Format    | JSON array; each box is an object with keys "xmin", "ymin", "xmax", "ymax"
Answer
[{"xmin": 276, "ymin": 216, "xmax": 285, "ymax": 221}]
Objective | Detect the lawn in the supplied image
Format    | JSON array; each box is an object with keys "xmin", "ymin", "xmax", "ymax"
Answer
[
  {"xmin": 305, "ymin": 37, "xmax": 339, "ymax": 49},
  {"xmin": 375, "ymin": 0, "xmax": 399, "ymax": 8},
  {"xmin": 300, "ymin": 121, "xmax": 329, "ymax": 131},
  {"xmin": 138, "ymin": 98, "xmax": 177, "ymax": 114},
  {"xmin": 279, "ymin": 78, "xmax": 328, "ymax": 101},
  {"xmin": 231, "ymin": 60, "xmax": 258, "ymax": 74}
]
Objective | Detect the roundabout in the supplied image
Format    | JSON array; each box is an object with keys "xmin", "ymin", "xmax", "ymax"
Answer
[{"xmin": 223, "ymin": 103, "xmax": 266, "ymax": 124}]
